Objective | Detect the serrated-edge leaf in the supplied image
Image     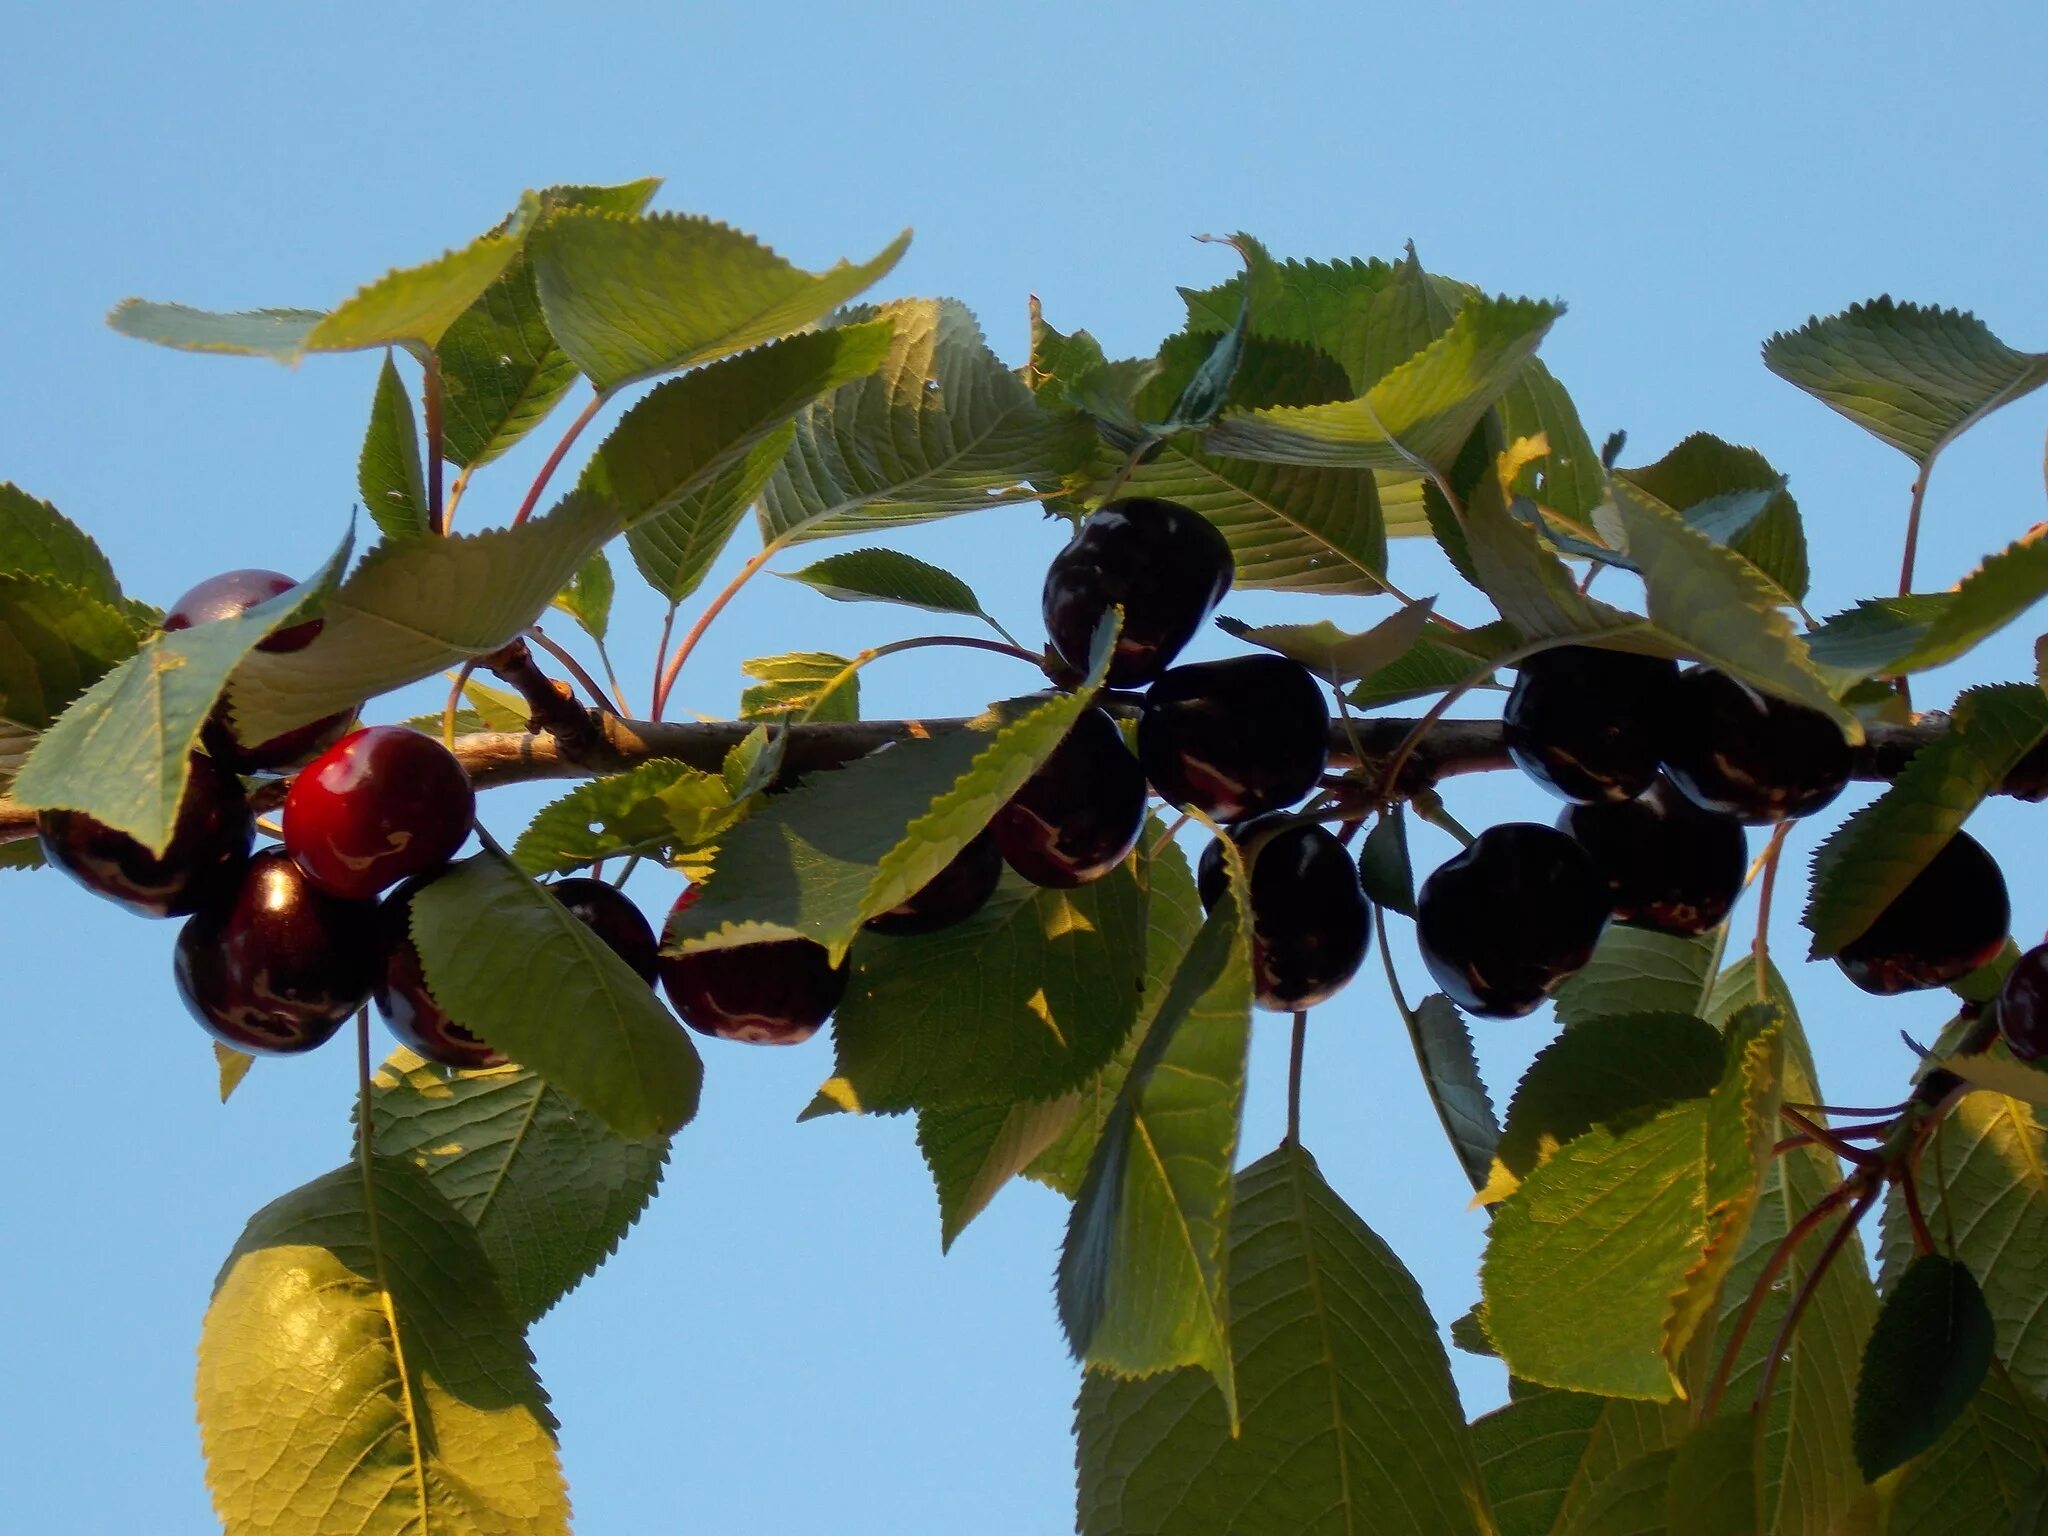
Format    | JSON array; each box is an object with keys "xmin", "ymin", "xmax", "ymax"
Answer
[
  {"xmin": 359, "ymin": 353, "xmax": 431, "ymax": 539},
  {"xmin": 0, "ymin": 572, "xmax": 152, "ymax": 729},
  {"xmin": 1414, "ymin": 994, "xmax": 1501, "ymax": 1193},
  {"xmin": 0, "ymin": 482, "xmax": 128, "ymax": 607},
  {"xmin": 627, "ymin": 424, "xmax": 793, "ymax": 606},
  {"xmin": 1853, "ymin": 1254, "xmax": 1996, "ymax": 1480},
  {"xmin": 106, "ymin": 300, "xmax": 323, "ymax": 360},
  {"xmin": 776, "ymin": 546, "xmax": 991, "ymax": 623},
  {"xmin": 737, "ymin": 650, "xmax": 860, "ymax": 724},
  {"xmin": 1357, "ymin": 808, "xmax": 1415, "ymax": 917},
  {"xmin": 510, "ymin": 758, "xmax": 735, "ymax": 877},
  {"xmin": 215, "ymin": 1043, "xmax": 253, "ymax": 1103},
  {"xmin": 915, "ymin": 1093, "xmax": 1080, "ymax": 1251},
  {"xmin": 549, "ymin": 546, "xmax": 613, "ymax": 644},
  {"xmin": 1214, "ymin": 596, "xmax": 1435, "ymax": 684}
]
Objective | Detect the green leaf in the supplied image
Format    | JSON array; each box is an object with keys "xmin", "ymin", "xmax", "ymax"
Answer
[
  {"xmin": 777, "ymin": 547, "xmax": 995, "ymax": 626},
  {"xmin": 1886, "ymin": 1367, "xmax": 2048, "ymax": 1534},
  {"xmin": 1893, "ymin": 530, "xmax": 2048, "ymax": 675},
  {"xmin": 1665, "ymin": 1414, "xmax": 1760, "ymax": 1536},
  {"xmin": 1501, "ymin": 360, "xmax": 1605, "ymax": 530},
  {"xmin": 1473, "ymin": 1386, "xmax": 1692, "ymax": 1536},
  {"xmin": 1057, "ymin": 860, "xmax": 1251, "ymax": 1409},
  {"xmin": 197, "ymin": 1157, "xmax": 568, "ymax": 1535},
  {"xmin": 758, "ymin": 298, "xmax": 1094, "ymax": 545},
  {"xmin": 1463, "ymin": 475, "xmax": 1622, "ymax": 640},
  {"xmin": 1178, "ymin": 243, "xmax": 1402, "ymax": 387},
  {"xmin": 1554, "ymin": 925, "xmax": 1723, "ymax": 1027},
  {"xmin": 1202, "ymin": 293, "xmax": 1564, "ymax": 470},
  {"xmin": 0, "ymin": 574, "xmax": 150, "ymax": 729},
  {"xmin": 738, "ymin": 651, "xmax": 858, "ymax": 723},
  {"xmin": 1854, "ymin": 1255, "xmax": 1996, "ymax": 1480},
  {"xmin": 1482, "ymin": 1008, "xmax": 1783, "ymax": 1400},
  {"xmin": 1879, "ymin": 1088, "xmax": 2048, "ymax": 1402},
  {"xmin": 105, "ymin": 302, "xmax": 323, "ymax": 361},
  {"xmin": 1764, "ymin": 297, "xmax": 2048, "ymax": 464},
  {"xmin": 1608, "ymin": 482, "xmax": 1857, "ymax": 736},
  {"xmin": 226, "ymin": 490, "xmax": 615, "ymax": 745},
  {"xmin": 511, "ymin": 759, "xmax": 736, "ymax": 877},
  {"xmin": 1414, "ymin": 994, "xmax": 1502, "ymax": 1193},
  {"xmin": 549, "ymin": 547, "xmax": 613, "ymax": 644},
  {"xmin": 822, "ymin": 863, "xmax": 1147, "ymax": 1112},
  {"xmin": 1556, "ymin": 1448, "xmax": 1676, "ymax": 1535},
  {"xmin": 0, "ymin": 483, "xmax": 130, "ymax": 610},
  {"xmin": 370, "ymin": 1049, "xmax": 668, "ymax": 1324},
  {"xmin": 529, "ymin": 210, "xmax": 909, "ymax": 393},
  {"xmin": 1939, "ymin": 1046, "xmax": 2048, "ymax": 1109},
  {"xmin": 914, "ymin": 1093, "xmax": 1080, "ymax": 1252},
  {"xmin": 1803, "ymin": 595, "xmax": 1954, "ymax": 679},
  {"xmin": 1024, "ymin": 298, "xmax": 1110, "ymax": 409},
  {"xmin": 1804, "ymin": 684, "xmax": 2048, "ymax": 956},
  {"xmin": 672, "ymin": 628, "xmax": 1113, "ymax": 965},
  {"xmin": 358, "ymin": 353, "xmax": 431, "ymax": 540},
  {"xmin": 627, "ymin": 425, "xmax": 792, "ymax": 606},
  {"xmin": 10, "ymin": 534, "xmax": 350, "ymax": 853},
  {"xmin": 214, "ymin": 1043, "xmax": 252, "ymax": 1103},
  {"xmin": 1213, "ymin": 596, "xmax": 1435, "ymax": 685},
  {"xmin": 1481, "ymin": 1012, "xmax": 1725, "ymax": 1203},
  {"xmin": 1146, "ymin": 239, "xmax": 1253, "ymax": 433},
  {"xmin": 585, "ymin": 322, "xmax": 895, "ymax": 535},
  {"xmin": 1357, "ymin": 808, "xmax": 1415, "ymax": 916},
  {"xmin": 1617, "ymin": 433, "xmax": 1809, "ymax": 604},
  {"xmin": 411, "ymin": 850, "xmax": 702, "ymax": 1139},
  {"xmin": 1348, "ymin": 624, "xmax": 1512, "ymax": 709},
  {"xmin": 460, "ymin": 677, "xmax": 530, "ymax": 732},
  {"xmin": 1075, "ymin": 1143, "xmax": 1492, "ymax": 1535}
]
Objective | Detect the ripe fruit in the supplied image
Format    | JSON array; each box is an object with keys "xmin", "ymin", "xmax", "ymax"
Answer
[
  {"xmin": 1660, "ymin": 667, "xmax": 1852, "ymax": 824},
  {"xmin": 1415, "ymin": 823, "xmax": 1611, "ymax": 1018},
  {"xmin": 549, "ymin": 876, "xmax": 662, "ymax": 983},
  {"xmin": 1835, "ymin": 831, "xmax": 2009, "ymax": 995},
  {"xmin": 1997, "ymin": 944, "xmax": 2048, "ymax": 1062},
  {"xmin": 992, "ymin": 706, "xmax": 1148, "ymax": 888},
  {"xmin": 164, "ymin": 567, "xmax": 356, "ymax": 772},
  {"xmin": 1504, "ymin": 645, "xmax": 1678, "ymax": 804},
  {"xmin": 173, "ymin": 848, "xmax": 379, "ymax": 1054},
  {"xmin": 1197, "ymin": 814, "xmax": 1372, "ymax": 1012},
  {"xmin": 1139, "ymin": 655, "xmax": 1330, "ymax": 822},
  {"xmin": 658, "ymin": 889, "xmax": 849, "ymax": 1045},
  {"xmin": 1559, "ymin": 777, "xmax": 1747, "ymax": 937},
  {"xmin": 1042, "ymin": 498, "xmax": 1234, "ymax": 686},
  {"xmin": 37, "ymin": 751, "xmax": 252, "ymax": 917},
  {"xmin": 865, "ymin": 828, "xmax": 1003, "ymax": 935},
  {"xmin": 283, "ymin": 726, "xmax": 475, "ymax": 900}
]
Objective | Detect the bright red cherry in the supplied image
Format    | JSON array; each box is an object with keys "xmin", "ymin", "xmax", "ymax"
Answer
[
  {"xmin": 1415, "ymin": 823, "xmax": 1611, "ymax": 1019},
  {"xmin": 1042, "ymin": 498, "xmax": 1234, "ymax": 686},
  {"xmin": 1504, "ymin": 645, "xmax": 1679, "ymax": 804},
  {"xmin": 1139, "ymin": 655, "xmax": 1330, "ymax": 822},
  {"xmin": 164, "ymin": 567, "xmax": 357, "ymax": 772},
  {"xmin": 1660, "ymin": 666, "xmax": 1852, "ymax": 825},
  {"xmin": 658, "ymin": 888, "xmax": 848, "ymax": 1045},
  {"xmin": 1997, "ymin": 944, "xmax": 2048, "ymax": 1062},
  {"xmin": 282, "ymin": 726, "xmax": 475, "ymax": 900},
  {"xmin": 37, "ymin": 751, "xmax": 252, "ymax": 917},
  {"xmin": 1197, "ymin": 813, "xmax": 1372, "ymax": 1012},
  {"xmin": 865, "ymin": 828, "xmax": 1004, "ymax": 935},
  {"xmin": 1559, "ymin": 777, "xmax": 1748, "ymax": 937},
  {"xmin": 991, "ymin": 706, "xmax": 1148, "ymax": 888},
  {"xmin": 1836, "ymin": 831, "xmax": 2009, "ymax": 996},
  {"xmin": 173, "ymin": 848, "xmax": 379, "ymax": 1055}
]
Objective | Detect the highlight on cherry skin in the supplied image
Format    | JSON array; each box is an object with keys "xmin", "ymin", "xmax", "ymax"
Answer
[
  {"xmin": 37, "ymin": 749, "xmax": 252, "ymax": 918},
  {"xmin": 282, "ymin": 725, "xmax": 477, "ymax": 901},
  {"xmin": 1041, "ymin": 495, "xmax": 1234, "ymax": 687},
  {"xmin": 659, "ymin": 887, "xmax": 850, "ymax": 1045}
]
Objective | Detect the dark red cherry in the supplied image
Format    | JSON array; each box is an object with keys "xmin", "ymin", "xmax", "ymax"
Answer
[
  {"xmin": 1997, "ymin": 943, "xmax": 2048, "ymax": 1062},
  {"xmin": 550, "ymin": 876, "xmax": 662, "ymax": 983},
  {"xmin": 1836, "ymin": 831, "xmax": 2009, "ymax": 996},
  {"xmin": 992, "ymin": 706, "xmax": 1148, "ymax": 888},
  {"xmin": 37, "ymin": 751, "xmax": 252, "ymax": 917},
  {"xmin": 375, "ymin": 874, "xmax": 503, "ymax": 1069},
  {"xmin": 1559, "ymin": 777, "xmax": 1748, "ymax": 937},
  {"xmin": 865, "ymin": 828, "xmax": 1003, "ymax": 935},
  {"xmin": 658, "ymin": 889, "xmax": 849, "ymax": 1045},
  {"xmin": 164, "ymin": 567, "xmax": 356, "ymax": 772},
  {"xmin": 1415, "ymin": 823, "xmax": 1611, "ymax": 1019},
  {"xmin": 173, "ymin": 848, "xmax": 379, "ymax": 1055},
  {"xmin": 1197, "ymin": 813, "xmax": 1372, "ymax": 1012},
  {"xmin": 1139, "ymin": 655, "xmax": 1329, "ymax": 822},
  {"xmin": 1043, "ymin": 498, "xmax": 1234, "ymax": 686},
  {"xmin": 283, "ymin": 726, "xmax": 475, "ymax": 900},
  {"xmin": 164, "ymin": 568, "xmax": 322, "ymax": 653},
  {"xmin": 1661, "ymin": 666, "xmax": 1852, "ymax": 824},
  {"xmin": 1504, "ymin": 645, "xmax": 1679, "ymax": 804}
]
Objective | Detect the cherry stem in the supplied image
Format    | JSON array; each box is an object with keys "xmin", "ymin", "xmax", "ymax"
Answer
[
  {"xmin": 442, "ymin": 463, "xmax": 474, "ymax": 532},
  {"xmin": 1751, "ymin": 822, "xmax": 1793, "ymax": 1004},
  {"xmin": 1410, "ymin": 789, "xmax": 1476, "ymax": 849},
  {"xmin": 441, "ymin": 658, "xmax": 481, "ymax": 750},
  {"xmin": 1751, "ymin": 1180, "xmax": 1881, "ymax": 1414},
  {"xmin": 511, "ymin": 389, "xmax": 604, "ymax": 528},
  {"xmin": 797, "ymin": 636, "xmax": 1050, "ymax": 726},
  {"xmin": 1145, "ymin": 813, "xmax": 1191, "ymax": 861},
  {"xmin": 1900, "ymin": 1153, "xmax": 1938, "ymax": 1257},
  {"xmin": 651, "ymin": 546, "xmax": 780, "ymax": 721},
  {"xmin": 648, "ymin": 607, "xmax": 676, "ymax": 719},
  {"xmin": 421, "ymin": 351, "xmax": 446, "ymax": 536},
  {"xmin": 1893, "ymin": 471, "xmax": 1933, "ymax": 708},
  {"xmin": 1779, "ymin": 1106, "xmax": 1879, "ymax": 1168},
  {"xmin": 1285, "ymin": 1011, "xmax": 1308, "ymax": 1147},
  {"xmin": 526, "ymin": 625, "xmax": 622, "ymax": 715},
  {"xmin": 1784, "ymin": 1099, "xmax": 1911, "ymax": 1119}
]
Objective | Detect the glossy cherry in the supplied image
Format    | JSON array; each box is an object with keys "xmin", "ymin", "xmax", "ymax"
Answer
[
  {"xmin": 164, "ymin": 567, "xmax": 357, "ymax": 772},
  {"xmin": 1835, "ymin": 831, "xmax": 2009, "ymax": 995},
  {"xmin": 865, "ymin": 828, "xmax": 1003, "ymax": 935},
  {"xmin": 1139, "ymin": 655, "xmax": 1329, "ymax": 822},
  {"xmin": 1997, "ymin": 943, "xmax": 2048, "ymax": 1063},
  {"xmin": 37, "ymin": 751, "xmax": 252, "ymax": 918},
  {"xmin": 1660, "ymin": 666, "xmax": 1852, "ymax": 824},
  {"xmin": 1415, "ymin": 823, "xmax": 1611, "ymax": 1018},
  {"xmin": 1042, "ymin": 498, "xmax": 1234, "ymax": 686},
  {"xmin": 658, "ymin": 889, "xmax": 849, "ymax": 1045},
  {"xmin": 1504, "ymin": 645, "xmax": 1678, "ymax": 804},
  {"xmin": 283, "ymin": 725, "xmax": 475, "ymax": 900},
  {"xmin": 550, "ymin": 877, "xmax": 662, "ymax": 983},
  {"xmin": 173, "ymin": 848, "xmax": 379, "ymax": 1055},
  {"xmin": 1559, "ymin": 776, "xmax": 1748, "ymax": 937},
  {"xmin": 992, "ymin": 706, "xmax": 1148, "ymax": 888},
  {"xmin": 1197, "ymin": 813, "xmax": 1372, "ymax": 1012}
]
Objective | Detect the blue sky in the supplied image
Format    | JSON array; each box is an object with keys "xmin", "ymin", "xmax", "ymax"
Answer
[{"xmin": 2, "ymin": 3, "xmax": 2045, "ymax": 1531}]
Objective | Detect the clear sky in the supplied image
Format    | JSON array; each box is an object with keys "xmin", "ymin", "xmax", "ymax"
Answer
[{"xmin": 3, "ymin": 4, "xmax": 2045, "ymax": 1532}]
